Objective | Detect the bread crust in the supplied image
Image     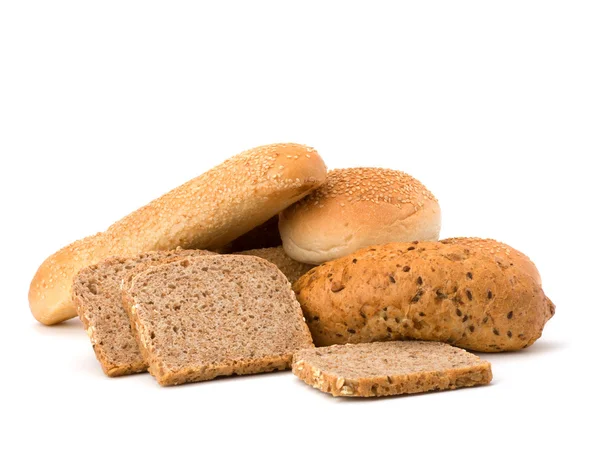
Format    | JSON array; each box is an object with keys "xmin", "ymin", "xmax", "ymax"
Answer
[
  {"xmin": 293, "ymin": 342, "xmax": 492, "ymax": 397},
  {"xmin": 293, "ymin": 238, "xmax": 555, "ymax": 352},
  {"xmin": 30, "ymin": 143, "xmax": 327, "ymax": 325},
  {"xmin": 279, "ymin": 168, "xmax": 441, "ymax": 264}
]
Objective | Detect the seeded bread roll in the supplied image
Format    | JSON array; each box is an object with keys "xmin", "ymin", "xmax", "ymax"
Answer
[
  {"xmin": 293, "ymin": 341, "xmax": 492, "ymax": 397},
  {"xmin": 30, "ymin": 143, "xmax": 327, "ymax": 325},
  {"xmin": 125, "ymin": 255, "xmax": 314, "ymax": 386},
  {"xmin": 72, "ymin": 249, "xmax": 213, "ymax": 376},
  {"xmin": 293, "ymin": 238, "xmax": 555, "ymax": 352},
  {"xmin": 238, "ymin": 246, "xmax": 314, "ymax": 283},
  {"xmin": 279, "ymin": 168, "xmax": 441, "ymax": 264}
]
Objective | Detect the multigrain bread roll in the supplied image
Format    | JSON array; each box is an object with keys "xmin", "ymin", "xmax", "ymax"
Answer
[
  {"xmin": 293, "ymin": 238, "xmax": 555, "ymax": 352},
  {"xmin": 30, "ymin": 143, "xmax": 327, "ymax": 325},
  {"xmin": 279, "ymin": 168, "xmax": 441, "ymax": 264}
]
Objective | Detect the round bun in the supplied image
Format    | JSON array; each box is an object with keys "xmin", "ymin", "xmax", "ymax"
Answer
[{"xmin": 279, "ymin": 168, "xmax": 441, "ymax": 264}]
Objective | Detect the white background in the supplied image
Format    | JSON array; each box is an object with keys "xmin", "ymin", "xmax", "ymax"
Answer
[{"xmin": 1, "ymin": 1, "xmax": 598, "ymax": 475}]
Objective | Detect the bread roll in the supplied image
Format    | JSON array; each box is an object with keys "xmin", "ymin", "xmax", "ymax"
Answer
[
  {"xmin": 293, "ymin": 238, "xmax": 555, "ymax": 352},
  {"xmin": 30, "ymin": 143, "xmax": 327, "ymax": 325},
  {"xmin": 279, "ymin": 168, "xmax": 441, "ymax": 264}
]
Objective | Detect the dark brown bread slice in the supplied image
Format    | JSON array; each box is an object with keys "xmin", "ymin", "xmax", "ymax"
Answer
[
  {"xmin": 72, "ymin": 249, "xmax": 212, "ymax": 377},
  {"xmin": 293, "ymin": 341, "xmax": 492, "ymax": 397},
  {"xmin": 238, "ymin": 246, "xmax": 314, "ymax": 283},
  {"xmin": 126, "ymin": 254, "xmax": 314, "ymax": 386}
]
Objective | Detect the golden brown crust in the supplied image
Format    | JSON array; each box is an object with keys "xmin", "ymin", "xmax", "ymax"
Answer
[
  {"xmin": 279, "ymin": 168, "xmax": 441, "ymax": 264},
  {"xmin": 293, "ymin": 238, "xmax": 555, "ymax": 352},
  {"xmin": 73, "ymin": 249, "xmax": 215, "ymax": 377},
  {"xmin": 30, "ymin": 143, "xmax": 327, "ymax": 325},
  {"xmin": 292, "ymin": 343, "xmax": 492, "ymax": 397}
]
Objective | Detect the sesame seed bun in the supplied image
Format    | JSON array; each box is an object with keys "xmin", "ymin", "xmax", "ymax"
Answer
[
  {"xmin": 29, "ymin": 143, "xmax": 327, "ymax": 325},
  {"xmin": 279, "ymin": 168, "xmax": 441, "ymax": 264}
]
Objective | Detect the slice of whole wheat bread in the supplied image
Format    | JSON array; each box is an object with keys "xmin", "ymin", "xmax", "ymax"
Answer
[
  {"xmin": 125, "ymin": 254, "xmax": 314, "ymax": 386},
  {"xmin": 237, "ymin": 246, "xmax": 314, "ymax": 283},
  {"xmin": 72, "ymin": 249, "xmax": 212, "ymax": 377},
  {"xmin": 292, "ymin": 341, "xmax": 492, "ymax": 397}
]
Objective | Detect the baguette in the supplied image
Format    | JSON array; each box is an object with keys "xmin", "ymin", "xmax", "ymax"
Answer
[
  {"xmin": 30, "ymin": 143, "xmax": 326, "ymax": 325},
  {"xmin": 293, "ymin": 238, "xmax": 555, "ymax": 352}
]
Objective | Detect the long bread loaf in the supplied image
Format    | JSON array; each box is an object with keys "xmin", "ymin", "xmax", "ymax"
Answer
[
  {"xmin": 293, "ymin": 238, "xmax": 555, "ymax": 352},
  {"xmin": 30, "ymin": 143, "xmax": 326, "ymax": 325}
]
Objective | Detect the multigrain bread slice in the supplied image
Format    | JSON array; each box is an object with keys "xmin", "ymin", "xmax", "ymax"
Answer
[
  {"xmin": 292, "ymin": 341, "xmax": 492, "ymax": 397},
  {"xmin": 72, "ymin": 249, "xmax": 213, "ymax": 377},
  {"xmin": 126, "ymin": 254, "xmax": 314, "ymax": 386},
  {"xmin": 30, "ymin": 143, "xmax": 327, "ymax": 325},
  {"xmin": 238, "ymin": 246, "xmax": 314, "ymax": 283}
]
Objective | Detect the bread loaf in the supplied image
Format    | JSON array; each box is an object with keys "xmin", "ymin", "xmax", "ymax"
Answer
[
  {"xmin": 125, "ymin": 255, "xmax": 314, "ymax": 386},
  {"xmin": 293, "ymin": 238, "xmax": 555, "ymax": 352},
  {"xmin": 293, "ymin": 341, "xmax": 492, "ymax": 397},
  {"xmin": 238, "ymin": 246, "xmax": 314, "ymax": 283},
  {"xmin": 279, "ymin": 168, "xmax": 441, "ymax": 264},
  {"xmin": 30, "ymin": 143, "xmax": 327, "ymax": 325}
]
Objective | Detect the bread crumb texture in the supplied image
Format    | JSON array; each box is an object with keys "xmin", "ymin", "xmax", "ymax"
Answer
[
  {"xmin": 72, "ymin": 249, "xmax": 213, "ymax": 377},
  {"xmin": 293, "ymin": 341, "xmax": 492, "ymax": 397},
  {"xmin": 293, "ymin": 238, "xmax": 555, "ymax": 352},
  {"xmin": 125, "ymin": 254, "xmax": 314, "ymax": 386}
]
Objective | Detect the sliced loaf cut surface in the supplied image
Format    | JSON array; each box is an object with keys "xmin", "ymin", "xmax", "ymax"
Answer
[
  {"xmin": 126, "ymin": 254, "xmax": 314, "ymax": 386},
  {"xmin": 238, "ymin": 246, "xmax": 314, "ymax": 283},
  {"xmin": 72, "ymin": 249, "xmax": 212, "ymax": 377},
  {"xmin": 292, "ymin": 341, "xmax": 492, "ymax": 397}
]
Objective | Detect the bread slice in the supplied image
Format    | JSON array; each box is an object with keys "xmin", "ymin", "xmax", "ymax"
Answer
[
  {"xmin": 238, "ymin": 246, "xmax": 314, "ymax": 283},
  {"xmin": 280, "ymin": 168, "xmax": 441, "ymax": 264},
  {"xmin": 125, "ymin": 254, "xmax": 314, "ymax": 386},
  {"xmin": 72, "ymin": 249, "xmax": 212, "ymax": 377},
  {"xmin": 292, "ymin": 341, "xmax": 492, "ymax": 397}
]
